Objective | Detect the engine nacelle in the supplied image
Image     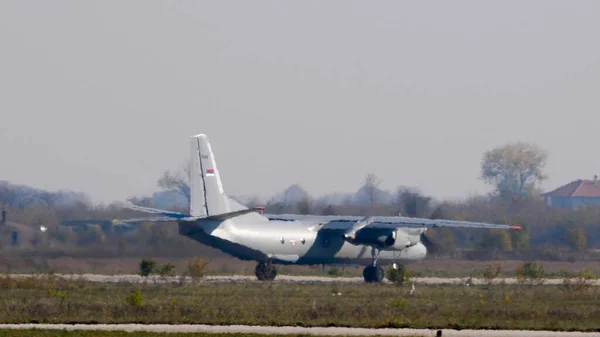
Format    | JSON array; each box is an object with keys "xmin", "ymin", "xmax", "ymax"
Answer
[
  {"xmin": 381, "ymin": 229, "xmax": 416, "ymax": 251},
  {"xmin": 344, "ymin": 228, "xmax": 419, "ymax": 251}
]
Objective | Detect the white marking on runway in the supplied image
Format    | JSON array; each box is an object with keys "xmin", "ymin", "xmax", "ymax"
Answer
[{"xmin": 0, "ymin": 324, "xmax": 598, "ymax": 337}]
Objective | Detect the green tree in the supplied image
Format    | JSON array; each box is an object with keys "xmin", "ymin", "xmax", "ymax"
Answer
[{"xmin": 480, "ymin": 142, "xmax": 548, "ymax": 199}]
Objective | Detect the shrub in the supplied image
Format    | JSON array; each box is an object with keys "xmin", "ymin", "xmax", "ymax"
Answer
[
  {"xmin": 391, "ymin": 297, "xmax": 408, "ymax": 308},
  {"xmin": 516, "ymin": 262, "xmax": 546, "ymax": 285},
  {"xmin": 386, "ymin": 265, "xmax": 411, "ymax": 286},
  {"xmin": 187, "ymin": 257, "xmax": 210, "ymax": 281},
  {"xmin": 158, "ymin": 263, "xmax": 176, "ymax": 278},
  {"xmin": 327, "ymin": 267, "xmax": 342, "ymax": 277},
  {"xmin": 139, "ymin": 259, "xmax": 156, "ymax": 277},
  {"xmin": 482, "ymin": 261, "xmax": 503, "ymax": 284},
  {"xmin": 128, "ymin": 289, "xmax": 143, "ymax": 307},
  {"xmin": 563, "ymin": 268, "xmax": 597, "ymax": 292}
]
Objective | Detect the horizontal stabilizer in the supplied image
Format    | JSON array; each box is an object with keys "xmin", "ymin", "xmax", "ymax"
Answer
[
  {"xmin": 123, "ymin": 204, "xmax": 188, "ymax": 218},
  {"xmin": 202, "ymin": 207, "xmax": 265, "ymax": 221},
  {"xmin": 117, "ymin": 216, "xmax": 198, "ymax": 223},
  {"xmin": 119, "ymin": 204, "xmax": 264, "ymax": 223}
]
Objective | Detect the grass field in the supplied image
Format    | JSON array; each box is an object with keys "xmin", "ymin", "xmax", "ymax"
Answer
[{"xmin": 0, "ymin": 274, "xmax": 598, "ymax": 332}]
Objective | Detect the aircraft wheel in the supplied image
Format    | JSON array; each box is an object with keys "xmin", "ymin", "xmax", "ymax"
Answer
[
  {"xmin": 363, "ymin": 265, "xmax": 384, "ymax": 283},
  {"xmin": 375, "ymin": 266, "xmax": 384, "ymax": 282},
  {"xmin": 255, "ymin": 261, "xmax": 277, "ymax": 281},
  {"xmin": 363, "ymin": 266, "xmax": 371, "ymax": 282}
]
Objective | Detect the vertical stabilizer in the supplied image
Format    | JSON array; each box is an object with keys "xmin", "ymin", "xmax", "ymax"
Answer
[{"xmin": 189, "ymin": 134, "xmax": 237, "ymax": 217}]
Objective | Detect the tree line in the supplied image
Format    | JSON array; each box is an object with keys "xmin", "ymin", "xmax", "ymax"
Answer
[{"xmin": 0, "ymin": 141, "xmax": 598, "ymax": 261}]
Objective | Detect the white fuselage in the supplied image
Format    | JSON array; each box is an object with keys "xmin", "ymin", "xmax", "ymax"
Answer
[{"xmin": 180, "ymin": 213, "xmax": 428, "ymax": 266}]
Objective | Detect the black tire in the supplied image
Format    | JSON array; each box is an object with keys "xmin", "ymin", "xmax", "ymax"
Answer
[
  {"xmin": 363, "ymin": 265, "xmax": 375, "ymax": 283},
  {"xmin": 374, "ymin": 266, "xmax": 384, "ymax": 282},
  {"xmin": 363, "ymin": 266, "xmax": 372, "ymax": 282},
  {"xmin": 363, "ymin": 265, "xmax": 384, "ymax": 283}
]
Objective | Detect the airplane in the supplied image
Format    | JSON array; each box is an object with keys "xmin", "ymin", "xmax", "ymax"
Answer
[{"xmin": 119, "ymin": 133, "xmax": 521, "ymax": 283}]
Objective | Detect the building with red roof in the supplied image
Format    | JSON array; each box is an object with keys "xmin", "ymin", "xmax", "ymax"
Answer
[{"xmin": 541, "ymin": 175, "xmax": 600, "ymax": 208}]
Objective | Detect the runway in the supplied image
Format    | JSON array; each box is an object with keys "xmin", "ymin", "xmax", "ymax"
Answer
[
  {"xmin": 8, "ymin": 273, "xmax": 600, "ymax": 285},
  {"xmin": 0, "ymin": 323, "xmax": 598, "ymax": 337}
]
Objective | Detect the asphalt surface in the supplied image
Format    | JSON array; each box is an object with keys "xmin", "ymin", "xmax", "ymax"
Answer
[
  {"xmin": 7, "ymin": 273, "xmax": 600, "ymax": 285},
  {"xmin": 0, "ymin": 324, "xmax": 598, "ymax": 336}
]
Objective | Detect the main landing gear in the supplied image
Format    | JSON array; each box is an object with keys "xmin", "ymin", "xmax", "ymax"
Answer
[
  {"xmin": 363, "ymin": 246, "xmax": 384, "ymax": 283},
  {"xmin": 255, "ymin": 261, "xmax": 277, "ymax": 281}
]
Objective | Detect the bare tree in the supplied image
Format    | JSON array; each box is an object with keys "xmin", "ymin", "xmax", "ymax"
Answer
[
  {"xmin": 157, "ymin": 160, "xmax": 191, "ymax": 204},
  {"xmin": 0, "ymin": 182, "xmax": 15, "ymax": 207},
  {"xmin": 395, "ymin": 187, "xmax": 432, "ymax": 218},
  {"xmin": 38, "ymin": 191, "xmax": 61, "ymax": 209},
  {"xmin": 363, "ymin": 173, "xmax": 381, "ymax": 206},
  {"xmin": 480, "ymin": 142, "xmax": 548, "ymax": 199},
  {"xmin": 295, "ymin": 197, "xmax": 312, "ymax": 215},
  {"xmin": 126, "ymin": 195, "xmax": 154, "ymax": 207}
]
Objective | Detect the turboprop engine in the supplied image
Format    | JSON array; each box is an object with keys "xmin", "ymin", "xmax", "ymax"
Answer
[{"xmin": 344, "ymin": 227, "xmax": 420, "ymax": 251}]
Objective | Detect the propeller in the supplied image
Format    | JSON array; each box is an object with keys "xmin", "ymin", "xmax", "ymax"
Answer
[{"xmin": 420, "ymin": 232, "xmax": 442, "ymax": 254}]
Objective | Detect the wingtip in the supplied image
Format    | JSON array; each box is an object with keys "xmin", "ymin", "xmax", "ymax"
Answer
[
  {"xmin": 191, "ymin": 133, "xmax": 207, "ymax": 139},
  {"xmin": 511, "ymin": 225, "xmax": 522, "ymax": 230}
]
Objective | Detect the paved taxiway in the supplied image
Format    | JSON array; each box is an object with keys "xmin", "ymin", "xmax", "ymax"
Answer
[
  {"xmin": 9, "ymin": 273, "xmax": 600, "ymax": 285},
  {"xmin": 0, "ymin": 324, "xmax": 598, "ymax": 337}
]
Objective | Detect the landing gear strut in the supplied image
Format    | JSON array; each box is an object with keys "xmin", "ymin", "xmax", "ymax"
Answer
[
  {"xmin": 255, "ymin": 261, "xmax": 277, "ymax": 281},
  {"xmin": 363, "ymin": 247, "xmax": 384, "ymax": 283}
]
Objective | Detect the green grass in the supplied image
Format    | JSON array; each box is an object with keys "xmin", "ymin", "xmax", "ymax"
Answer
[{"xmin": 0, "ymin": 275, "xmax": 599, "ymax": 332}]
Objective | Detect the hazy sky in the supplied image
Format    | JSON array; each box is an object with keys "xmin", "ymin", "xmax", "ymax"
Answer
[{"xmin": 1, "ymin": 1, "xmax": 599, "ymax": 204}]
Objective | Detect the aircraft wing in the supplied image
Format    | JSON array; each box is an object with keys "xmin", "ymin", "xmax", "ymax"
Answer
[
  {"xmin": 265, "ymin": 214, "xmax": 521, "ymax": 230},
  {"xmin": 351, "ymin": 217, "xmax": 520, "ymax": 230}
]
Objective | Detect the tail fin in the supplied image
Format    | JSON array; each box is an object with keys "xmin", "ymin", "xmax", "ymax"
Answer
[{"xmin": 189, "ymin": 134, "xmax": 245, "ymax": 217}]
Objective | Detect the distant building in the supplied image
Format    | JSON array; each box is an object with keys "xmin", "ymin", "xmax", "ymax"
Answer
[{"xmin": 541, "ymin": 175, "xmax": 600, "ymax": 208}]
